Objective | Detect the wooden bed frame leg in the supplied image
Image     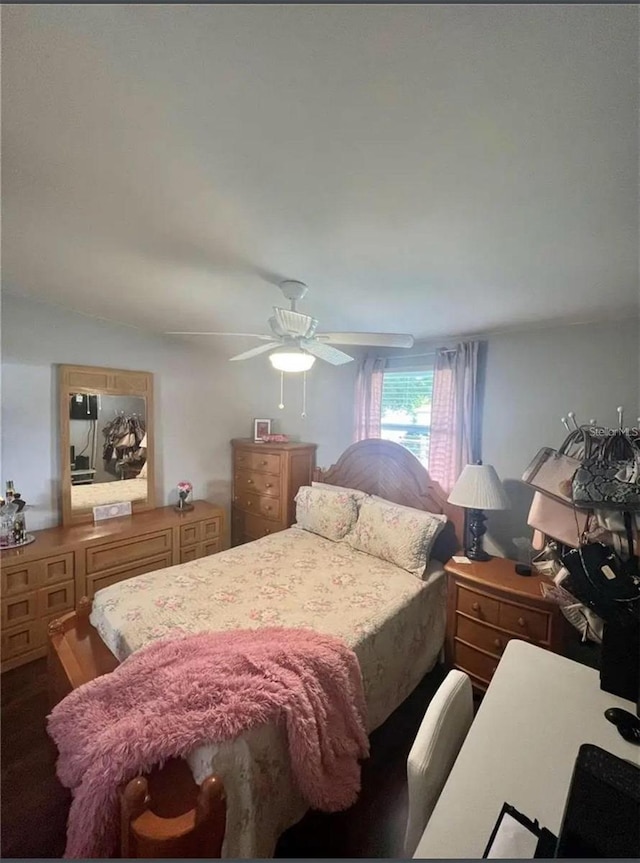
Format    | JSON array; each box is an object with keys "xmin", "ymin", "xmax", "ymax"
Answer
[{"xmin": 120, "ymin": 765, "xmax": 226, "ymax": 859}]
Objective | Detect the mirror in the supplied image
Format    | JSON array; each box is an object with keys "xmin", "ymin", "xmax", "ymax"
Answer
[{"xmin": 59, "ymin": 365, "xmax": 155, "ymax": 525}]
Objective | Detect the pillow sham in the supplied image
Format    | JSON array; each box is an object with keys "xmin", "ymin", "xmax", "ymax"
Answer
[
  {"xmin": 294, "ymin": 485, "xmax": 359, "ymax": 542},
  {"xmin": 345, "ymin": 496, "xmax": 447, "ymax": 577},
  {"xmin": 311, "ymin": 481, "xmax": 368, "ymax": 501}
]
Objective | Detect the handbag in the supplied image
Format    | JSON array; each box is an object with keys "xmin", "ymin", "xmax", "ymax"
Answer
[
  {"xmin": 561, "ymin": 514, "xmax": 640, "ymax": 629},
  {"xmin": 527, "ymin": 491, "xmax": 588, "ymax": 548},
  {"xmin": 522, "ymin": 427, "xmax": 592, "ymax": 505},
  {"xmin": 572, "ymin": 431, "xmax": 640, "ymax": 511}
]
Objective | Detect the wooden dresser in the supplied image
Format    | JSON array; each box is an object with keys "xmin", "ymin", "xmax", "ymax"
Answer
[
  {"xmin": 231, "ymin": 439, "xmax": 317, "ymax": 546},
  {"xmin": 1, "ymin": 501, "xmax": 225, "ymax": 672},
  {"xmin": 445, "ymin": 557, "xmax": 569, "ymax": 692}
]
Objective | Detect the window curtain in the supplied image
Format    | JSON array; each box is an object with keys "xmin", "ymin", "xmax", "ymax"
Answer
[
  {"xmin": 354, "ymin": 355, "xmax": 386, "ymax": 441},
  {"xmin": 428, "ymin": 341, "xmax": 481, "ymax": 493}
]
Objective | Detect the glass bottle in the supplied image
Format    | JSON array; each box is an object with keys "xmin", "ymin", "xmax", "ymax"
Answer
[{"xmin": 5, "ymin": 480, "xmax": 15, "ymax": 505}]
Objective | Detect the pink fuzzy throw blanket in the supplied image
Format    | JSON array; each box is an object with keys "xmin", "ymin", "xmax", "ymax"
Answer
[{"xmin": 47, "ymin": 627, "xmax": 369, "ymax": 858}]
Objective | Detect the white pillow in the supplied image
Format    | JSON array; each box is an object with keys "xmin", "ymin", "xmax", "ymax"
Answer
[
  {"xmin": 295, "ymin": 486, "xmax": 359, "ymax": 542},
  {"xmin": 346, "ymin": 496, "xmax": 447, "ymax": 577}
]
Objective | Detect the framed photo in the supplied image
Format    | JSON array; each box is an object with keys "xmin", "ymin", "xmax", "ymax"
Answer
[{"xmin": 253, "ymin": 418, "xmax": 272, "ymax": 442}]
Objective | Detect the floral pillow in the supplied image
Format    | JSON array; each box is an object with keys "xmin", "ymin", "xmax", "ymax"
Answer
[
  {"xmin": 345, "ymin": 496, "xmax": 447, "ymax": 577},
  {"xmin": 294, "ymin": 486, "xmax": 359, "ymax": 542},
  {"xmin": 312, "ymin": 481, "xmax": 369, "ymax": 503}
]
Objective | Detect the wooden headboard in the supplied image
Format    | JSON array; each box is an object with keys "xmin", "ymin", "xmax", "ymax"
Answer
[{"xmin": 313, "ymin": 438, "xmax": 464, "ymax": 550}]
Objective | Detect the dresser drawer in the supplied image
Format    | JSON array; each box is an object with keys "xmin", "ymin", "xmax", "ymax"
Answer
[
  {"xmin": 180, "ymin": 538, "xmax": 222, "ymax": 564},
  {"xmin": 180, "ymin": 545, "xmax": 200, "ymax": 563},
  {"xmin": 202, "ymin": 518, "xmax": 221, "ymax": 540},
  {"xmin": 1, "ymin": 619, "xmax": 43, "ymax": 662},
  {"xmin": 37, "ymin": 580, "xmax": 75, "ymax": 618},
  {"xmin": 235, "ymin": 469, "xmax": 280, "ymax": 497},
  {"xmin": 86, "ymin": 551, "xmax": 173, "ymax": 598},
  {"xmin": 1, "ymin": 552, "xmax": 74, "ymax": 596},
  {"xmin": 1, "ymin": 561, "xmax": 38, "ymax": 596},
  {"xmin": 2, "ymin": 591, "xmax": 37, "ymax": 628},
  {"xmin": 499, "ymin": 601, "xmax": 550, "ymax": 643},
  {"xmin": 86, "ymin": 529, "xmax": 172, "ymax": 574},
  {"xmin": 457, "ymin": 585, "xmax": 500, "ymax": 626},
  {"xmin": 454, "ymin": 640, "xmax": 501, "ymax": 685},
  {"xmin": 235, "ymin": 450, "xmax": 281, "ymax": 475},
  {"xmin": 233, "ymin": 491, "xmax": 281, "ymax": 521},
  {"xmin": 243, "ymin": 512, "xmax": 280, "ymax": 540},
  {"xmin": 180, "ymin": 522, "xmax": 202, "ymax": 547}
]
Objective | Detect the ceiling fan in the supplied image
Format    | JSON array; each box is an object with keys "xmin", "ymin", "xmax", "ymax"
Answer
[{"xmin": 167, "ymin": 280, "xmax": 414, "ymax": 371}]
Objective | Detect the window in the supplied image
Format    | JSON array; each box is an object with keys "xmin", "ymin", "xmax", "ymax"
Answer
[{"xmin": 380, "ymin": 368, "xmax": 433, "ymax": 467}]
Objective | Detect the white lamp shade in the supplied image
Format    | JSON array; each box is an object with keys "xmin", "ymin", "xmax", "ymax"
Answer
[
  {"xmin": 447, "ymin": 464, "xmax": 510, "ymax": 511},
  {"xmin": 269, "ymin": 350, "xmax": 316, "ymax": 373}
]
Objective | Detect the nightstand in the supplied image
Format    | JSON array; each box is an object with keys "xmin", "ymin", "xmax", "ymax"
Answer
[{"xmin": 445, "ymin": 557, "xmax": 569, "ymax": 692}]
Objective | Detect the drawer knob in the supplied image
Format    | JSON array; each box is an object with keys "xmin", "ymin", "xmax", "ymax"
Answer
[
  {"xmin": 518, "ymin": 617, "xmax": 526, "ymax": 627},
  {"xmin": 264, "ymin": 529, "xmax": 271, "ymax": 535},
  {"xmin": 265, "ymin": 505, "xmax": 272, "ymax": 511},
  {"xmin": 494, "ymin": 638, "xmax": 502, "ymax": 648},
  {"xmin": 471, "ymin": 602, "xmax": 480, "ymax": 612},
  {"xmin": 261, "ymin": 460, "xmax": 268, "ymax": 466},
  {"xmin": 246, "ymin": 500, "xmax": 252, "ymax": 507},
  {"xmin": 265, "ymin": 482, "xmax": 272, "ymax": 488},
  {"xmin": 247, "ymin": 479, "xmax": 254, "ymax": 484}
]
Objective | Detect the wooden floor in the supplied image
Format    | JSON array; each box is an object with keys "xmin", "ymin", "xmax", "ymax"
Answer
[{"xmin": 1, "ymin": 658, "xmax": 447, "ymax": 859}]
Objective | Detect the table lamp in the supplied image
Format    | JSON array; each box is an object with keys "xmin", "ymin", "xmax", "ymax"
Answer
[{"xmin": 447, "ymin": 462, "xmax": 510, "ymax": 561}]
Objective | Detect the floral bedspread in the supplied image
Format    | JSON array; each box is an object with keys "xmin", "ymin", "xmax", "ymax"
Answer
[{"xmin": 90, "ymin": 527, "xmax": 447, "ymax": 857}]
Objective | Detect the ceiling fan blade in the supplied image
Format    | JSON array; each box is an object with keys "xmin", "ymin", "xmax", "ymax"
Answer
[
  {"xmin": 229, "ymin": 342, "xmax": 282, "ymax": 361},
  {"xmin": 272, "ymin": 308, "xmax": 318, "ymax": 338},
  {"xmin": 165, "ymin": 331, "xmax": 274, "ymax": 339},
  {"xmin": 302, "ymin": 340, "xmax": 354, "ymax": 365},
  {"xmin": 316, "ymin": 332, "xmax": 414, "ymax": 348}
]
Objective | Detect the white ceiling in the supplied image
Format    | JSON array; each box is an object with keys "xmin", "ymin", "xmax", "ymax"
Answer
[{"xmin": 2, "ymin": 4, "xmax": 638, "ymax": 349}]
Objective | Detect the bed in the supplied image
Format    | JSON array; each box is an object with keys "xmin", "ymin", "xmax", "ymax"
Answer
[
  {"xmin": 48, "ymin": 439, "xmax": 462, "ymax": 857},
  {"xmin": 70, "ymin": 476, "xmax": 147, "ymax": 509}
]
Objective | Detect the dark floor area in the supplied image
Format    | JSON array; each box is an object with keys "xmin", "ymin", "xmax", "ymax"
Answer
[{"xmin": 1, "ymin": 658, "xmax": 447, "ymax": 858}]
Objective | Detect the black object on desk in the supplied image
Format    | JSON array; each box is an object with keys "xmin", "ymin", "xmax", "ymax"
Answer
[
  {"xmin": 514, "ymin": 563, "xmax": 533, "ymax": 577},
  {"xmin": 482, "ymin": 802, "xmax": 556, "ymax": 858},
  {"xmin": 555, "ymin": 743, "xmax": 640, "ymax": 858}
]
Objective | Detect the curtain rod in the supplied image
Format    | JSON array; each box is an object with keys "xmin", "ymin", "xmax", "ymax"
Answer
[{"xmin": 383, "ymin": 349, "xmax": 456, "ymax": 360}]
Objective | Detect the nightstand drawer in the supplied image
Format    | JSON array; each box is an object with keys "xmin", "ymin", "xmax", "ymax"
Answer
[
  {"xmin": 457, "ymin": 585, "xmax": 500, "ymax": 626},
  {"xmin": 455, "ymin": 640, "xmax": 500, "ymax": 685},
  {"xmin": 499, "ymin": 602, "xmax": 550, "ymax": 643},
  {"xmin": 456, "ymin": 614, "xmax": 515, "ymax": 656}
]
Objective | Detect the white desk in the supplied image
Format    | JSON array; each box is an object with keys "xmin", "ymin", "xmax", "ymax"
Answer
[{"xmin": 414, "ymin": 639, "xmax": 639, "ymax": 859}]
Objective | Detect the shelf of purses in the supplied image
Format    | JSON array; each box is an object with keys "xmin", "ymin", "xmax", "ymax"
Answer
[{"xmin": 520, "ymin": 408, "xmax": 639, "ymax": 702}]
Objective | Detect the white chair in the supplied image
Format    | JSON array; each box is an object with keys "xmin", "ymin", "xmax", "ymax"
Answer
[{"xmin": 404, "ymin": 669, "xmax": 474, "ymax": 856}]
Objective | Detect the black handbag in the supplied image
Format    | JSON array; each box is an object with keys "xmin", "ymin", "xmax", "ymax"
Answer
[
  {"xmin": 572, "ymin": 430, "xmax": 640, "ymax": 511},
  {"xmin": 561, "ymin": 513, "xmax": 640, "ymax": 629}
]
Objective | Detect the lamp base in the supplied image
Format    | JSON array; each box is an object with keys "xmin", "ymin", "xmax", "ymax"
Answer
[
  {"xmin": 466, "ymin": 547, "xmax": 491, "ymax": 562},
  {"xmin": 466, "ymin": 508, "xmax": 490, "ymax": 562}
]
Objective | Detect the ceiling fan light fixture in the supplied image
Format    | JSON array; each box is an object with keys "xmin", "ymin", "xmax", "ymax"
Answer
[{"xmin": 269, "ymin": 349, "xmax": 316, "ymax": 373}]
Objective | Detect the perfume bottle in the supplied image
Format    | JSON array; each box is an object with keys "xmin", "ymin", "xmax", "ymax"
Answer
[{"xmin": 5, "ymin": 480, "xmax": 15, "ymax": 505}]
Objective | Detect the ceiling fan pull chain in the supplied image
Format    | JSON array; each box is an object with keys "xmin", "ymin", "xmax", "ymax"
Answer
[
  {"xmin": 278, "ymin": 371, "xmax": 285, "ymax": 410},
  {"xmin": 301, "ymin": 371, "xmax": 307, "ymax": 418}
]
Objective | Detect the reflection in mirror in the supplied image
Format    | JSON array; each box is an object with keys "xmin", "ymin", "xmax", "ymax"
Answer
[{"xmin": 69, "ymin": 394, "xmax": 148, "ymax": 511}]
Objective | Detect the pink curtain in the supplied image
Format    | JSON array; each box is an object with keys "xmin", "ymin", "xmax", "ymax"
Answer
[
  {"xmin": 428, "ymin": 342, "xmax": 481, "ymax": 493},
  {"xmin": 354, "ymin": 356, "xmax": 386, "ymax": 441}
]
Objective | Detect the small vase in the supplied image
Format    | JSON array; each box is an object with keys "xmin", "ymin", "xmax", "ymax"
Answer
[{"xmin": 175, "ymin": 492, "xmax": 193, "ymax": 513}]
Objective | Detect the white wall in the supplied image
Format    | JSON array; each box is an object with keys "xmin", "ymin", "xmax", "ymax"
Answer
[
  {"xmin": 481, "ymin": 318, "xmax": 639, "ymax": 556},
  {"xmin": 2, "ymin": 293, "xmax": 637, "ymax": 551},
  {"xmin": 0, "ymin": 293, "xmax": 358, "ymax": 530}
]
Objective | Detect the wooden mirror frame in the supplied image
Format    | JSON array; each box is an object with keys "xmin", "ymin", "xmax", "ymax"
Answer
[{"xmin": 59, "ymin": 365, "xmax": 155, "ymax": 526}]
